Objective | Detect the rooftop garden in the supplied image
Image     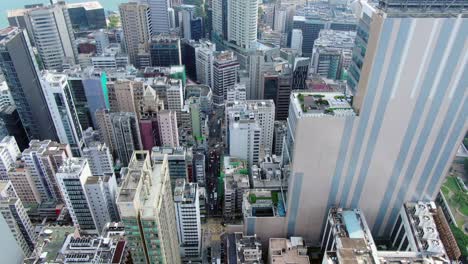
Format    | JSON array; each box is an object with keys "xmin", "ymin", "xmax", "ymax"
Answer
[{"xmin": 297, "ymin": 93, "xmax": 350, "ymax": 114}]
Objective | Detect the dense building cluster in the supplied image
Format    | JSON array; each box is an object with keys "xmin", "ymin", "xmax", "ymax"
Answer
[{"xmin": 0, "ymin": 0, "xmax": 465, "ymax": 263}]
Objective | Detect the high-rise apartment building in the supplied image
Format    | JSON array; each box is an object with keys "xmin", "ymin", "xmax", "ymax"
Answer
[
  {"xmin": 228, "ymin": 115, "xmax": 262, "ymax": 168},
  {"xmin": 212, "ymin": 0, "xmax": 228, "ymax": 39},
  {"xmin": 212, "ymin": 51, "xmax": 240, "ymax": 105},
  {"xmin": 0, "ymin": 181, "xmax": 36, "ymax": 256},
  {"xmin": 227, "ymin": 0, "xmax": 258, "ymax": 49},
  {"xmin": 0, "ymin": 136, "xmax": 20, "ymax": 180},
  {"xmin": 25, "ymin": 3, "xmax": 78, "ymax": 70},
  {"xmin": 0, "ymin": 27, "xmax": 57, "ymax": 141},
  {"xmin": 119, "ymin": 2, "xmax": 150, "ymax": 68},
  {"xmin": 41, "ymin": 72, "xmax": 83, "ymax": 156},
  {"xmin": 56, "ymin": 158, "xmax": 97, "ymax": 233},
  {"xmin": 117, "ymin": 151, "xmax": 180, "ymax": 264},
  {"xmin": 83, "ymin": 174, "xmax": 119, "ymax": 233},
  {"xmin": 82, "ymin": 142, "xmax": 114, "ymax": 176},
  {"xmin": 22, "ymin": 140, "xmax": 72, "ymax": 203},
  {"xmin": 8, "ymin": 159, "xmax": 41, "ymax": 205},
  {"xmin": 174, "ymin": 179, "xmax": 202, "ymax": 259},
  {"xmin": 157, "ymin": 110, "xmax": 180, "ymax": 148},
  {"xmin": 225, "ymin": 100, "xmax": 275, "ymax": 153},
  {"xmin": 193, "ymin": 153, "xmax": 206, "ymax": 186},
  {"xmin": 262, "ymin": 68, "xmax": 293, "ymax": 120},
  {"xmin": 108, "ymin": 80, "xmax": 138, "ymax": 113}
]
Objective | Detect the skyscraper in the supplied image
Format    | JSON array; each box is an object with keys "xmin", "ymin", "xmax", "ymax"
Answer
[
  {"xmin": 174, "ymin": 179, "xmax": 202, "ymax": 259},
  {"xmin": 25, "ymin": 3, "xmax": 78, "ymax": 70},
  {"xmin": 22, "ymin": 140, "xmax": 72, "ymax": 203},
  {"xmin": 147, "ymin": 0, "xmax": 171, "ymax": 35},
  {"xmin": 0, "ymin": 181, "xmax": 36, "ymax": 256},
  {"xmin": 157, "ymin": 110, "xmax": 179, "ymax": 147},
  {"xmin": 117, "ymin": 151, "xmax": 181, "ymax": 264},
  {"xmin": 0, "ymin": 27, "xmax": 57, "ymax": 141},
  {"xmin": 82, "ymin": 142, "xmax": 114, "ymax": 176},
  {"xmin": 56, "ymin": 158, "xmax": 97, "ymax": 233},
  {"xmin": 180, "ymin": 5, "xmax": 203, "ymax": 41},
  {"xmin": 41, "ymin": 72, "xmax": 83, "ymax": 156},
  {"xmin": 119, "ymin": 2, "xmax": 151, "ymax": 68},
  {"xmin": 212, "ymin": 0, "xmax": 228, "ymax": 40},
  {"xmin": 195, "ymin": 40, "xmax": 216, "ymax": 87},
  {"xmin": 212, "ymin": 51, "xmax": 240, "ymax": 105},
  {"xmin": 282, "ymin": 0, "xmax": 468, "ymax": 241},
  {"xmin": 109, "ymin": 112, "xmax": 142, "ymax": 166},
  {"xmin": 227, "ymin": 0, "xmax": 258, "ymax": 49},
  {"xmin": 0, "ymin": 136, "xmax": 20, "ymax": 180},
  {"xmin": 149, "ymin": 34, "xmax": 182, "ymax": 67}
]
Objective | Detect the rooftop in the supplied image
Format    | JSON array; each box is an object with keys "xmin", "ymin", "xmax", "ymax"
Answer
[
  {"xmin": 31, "ymin": 226, "xmax": 76, "ymax": 263},
  {"xmin": 174, "ymin": 179, "xmax": 197, "ymax": 203},
  {"xmin": 314, "ymin": 30, "xmax": 356, "ymax": 50},
  {"xmin": 270, "ymin": 237, "xmax": 310, "ymax": 264},
  {"xmin": 291, "ymin": 92, "xmax": 355, "ymax": 117},
  {"xmin": 67, "ymin": 1, "xmax": 103, "ymax": 10},
  {"xmin": 0, "ymin": 27, "xmax": 20, "ymax": 45},
  {"xmin": 243, "ymin": 189, "xmax": 286, "ymax": 218}
]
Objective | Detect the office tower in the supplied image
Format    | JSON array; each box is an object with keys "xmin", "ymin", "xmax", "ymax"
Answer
[
  {"xmin": 273, "ymin": 3, "xmax": 295, "ymax": 35},
  {"xmin": 41, "ymin": 72, "xmax": 83, "ymax": 156},
  {"xmin": 82, "ymin": 143, "xmax": 114, "ymax": 176},
  {"xmin": 157, "ymin": 110, "xmax": 180, "ymax": 148},
  {"xmin": 212, "ymin": 51, "xmax": 240, "ymax": 105},
  {"xmin": 67, "ymin": 1, "xmax": 106, "ymax": 30},
  {"xmin": 8, "ymin": 159, "xmax": 41, "ymax": 205},
  {"xmin": 174, "ymin": 179, "xmax": 202, "ymax": 259},
  {"xmin": 291, "ymin": 16, "xmax": 325, "ymax": 57},
  {"xmin": 25, "ymin": 3, "xmax": 78, "ymax": 70},
  {"xmin": 147, "ymin": 0, "xmax": 171, "ymax": 35},
  {"xmin": 284, "ymin": 0, "xmax": 468, "ymax": 239},
  {"xmin": 0, "ymin": 136, "xmax": 20, "ymax": 180},
  {"xmin": 167, "ymin": 79, "xmax": 184, "ymax": 122},
  {"xmin": 227, "ymin": 0, "xmax": 258, "ymax": 49},
  {"xmin": 56, "ymin": 158, "xmax": 97, "ymax": 233},
  {"xmin": 248, "ymin": 45, "xmax": 282, "ymax": 100},
  {"xmin": 108, "ymin": 80, "xmax": 137, "ymax": 113},
  {"xmin": 180, "ymin": 5, "xmax": 203, "ymax": 41},
  {"xmin": 225, "ymin": 100, "xmax": 275, "ymax": 153},
  {"xmin": 81, "ymin": 68, "xmax": 109, "ymax": 127},
  {"xmin": 228, "ymin": 115, "xmax": 262, "ymax": 168},
  {"xmin": 181, "ymin": 40, "xmax": 198, "ymax": 80},
  {"xmin": 116, "ymin": 151, "xmax": 181, "ymax": 264},
  {"xmin": 0, "ymin": 106, "xmax": 29, "ymax": 151},
  {"xmin": 260, "ymin": 27, "xmax": 282, "ymax": 48},
  {"xmin": 292, "ymin": 57, "xmax": 310, "ymax": 90},
  {"xmin": 22, "ymin": 140, "xmax": 72, "ymax": 203},
  {"xmin": 64, "ymin": 68, "xmax": 93, "ymax": 130},
  {"xmin": 290, "ymin": 29, "xmax": 303, "ymax": 54},
  {"xmin": 262, "ymin": 68, "xmax": 293, "ymax": 120},
  {"xmin": 149, "ymin": 34, "xmax": 182, "ymax": 67},
  {"xmin": 272, "ymin": 121, "xmax": 286, "ymax": 157},
  {"xmin": 119, "ymin": 2, "xmax": 151, "ymax": 68},
  {"xmin": 152, "ymin": 147, "xmax": 190, "ymax": 188},
  {"xmin": 193, "ymin": 153, "xmax": 206, "ymax": 186},
  {"xmin": 83, "ymin": 174, "xmax": 120, "ymax": 233},
  {"xmin": 110, "ymin": 112, "xmax": 142, "ymax": 166},
  {"xmin": 311, "ymin": 30, "xmax": 356, "ymax": 80},
  {"xmin": 0, "ymin": 181, "xmax": 36, "ymax": 256},
  {"xmin": 195, "ymin": 40, "xmax": 216, "ymax": 86},
  {"xmin": 0, "ymin": 27, "xmax": 57, "ymax": 141}
]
